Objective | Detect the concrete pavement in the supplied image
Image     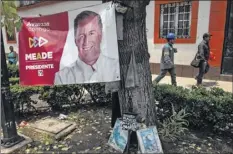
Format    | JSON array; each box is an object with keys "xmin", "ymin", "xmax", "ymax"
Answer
[{"xmin": 151, "ymin": 74, "xmax": 232, "ymax": 93}]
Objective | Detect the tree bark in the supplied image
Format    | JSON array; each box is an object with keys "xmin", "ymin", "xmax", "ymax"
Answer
[{"xmin": 117, "ymin": 0, "xmax": 158, "ymax": 126}]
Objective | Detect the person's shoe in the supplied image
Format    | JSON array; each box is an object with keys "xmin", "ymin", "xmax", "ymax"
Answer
[{"xmin": 195, "ymin": 76, "xmax": 198, "ymax": 80}]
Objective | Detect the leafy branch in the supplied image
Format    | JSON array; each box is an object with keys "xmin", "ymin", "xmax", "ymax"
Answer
[{"xmin": 1, "ymin": 1, "xmax": 21, "ymax": 36}]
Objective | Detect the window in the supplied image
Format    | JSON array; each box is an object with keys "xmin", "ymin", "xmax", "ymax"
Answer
[{"xmin": 160, "ymin": 1, "xmax": 192, "ymax": 38}]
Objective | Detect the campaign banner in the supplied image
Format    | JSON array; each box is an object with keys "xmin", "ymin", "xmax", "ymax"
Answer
[{"xmin": 19, "ymin": 2, "xmax": 120, "ymax": 86}]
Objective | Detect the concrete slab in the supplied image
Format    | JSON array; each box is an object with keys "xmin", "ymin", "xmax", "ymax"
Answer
[
  {"xmin": 1, "ymin": 134, "xmax": 32, "ymax": 154},
  {"xmin": 29, "ymin": 117, "xmax": 72, "ymax": 134},
  {"xmin": 29, "ymin": 117, "xmax": 76, "ymax": 140}
]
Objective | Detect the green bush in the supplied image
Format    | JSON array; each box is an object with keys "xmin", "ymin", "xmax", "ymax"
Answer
[
  {"xmin": 83, "ymin": 83, "xmax": 111, "ymax": 104},
  {"xmin": 38, "ymin": 83, "xmax": 111, "ymax": 110},
  {"xmin": 10, "ymin": 84, "xmax": 42, "ymax": 115},
  {"xmin": 9, "ymin": 77, "xmax": 19, "ymax": 85},
  {"xmin": 39, "ymin": 85, "xmax": 85, "ymax": 111},
  {"xmin": 154, "ymin": 84, "xmax": 233, "ymax": 133},
  {"xmin": 7, "ymin": 64, "xmax": 19, "ymax": 78},
  {"xmin": 8, "ymin": 79, "xmax": 110, "ymax": 112}
]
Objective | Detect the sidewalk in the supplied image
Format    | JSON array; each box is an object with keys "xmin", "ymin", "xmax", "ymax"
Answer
[{"xmin": 151, "ymin": 75, "xmax": 233, "ymax": 93}]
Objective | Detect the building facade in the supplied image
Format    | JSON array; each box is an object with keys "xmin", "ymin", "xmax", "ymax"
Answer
[
  {"xmin": 2, "ymin": 0, "xmax": 232, "ymax": 81},
  {"xmin": 148, "ymin": 0, "xmax": 232, "ymax": 81}
]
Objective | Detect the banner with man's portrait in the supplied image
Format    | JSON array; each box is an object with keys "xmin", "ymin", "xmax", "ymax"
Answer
[{"xmin": 19, "ymin": 2, "xmax": 120, "ymax": 86}]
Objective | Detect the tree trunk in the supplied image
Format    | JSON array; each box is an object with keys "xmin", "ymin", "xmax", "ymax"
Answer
[{"xmin": 117, "ymin": 1, "xmax": 157, "ymax": 126}]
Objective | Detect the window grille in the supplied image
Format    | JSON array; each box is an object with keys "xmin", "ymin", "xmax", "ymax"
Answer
[{"xmin": 160, "ymin": 1, "xmax": 192, "ymax": 38}]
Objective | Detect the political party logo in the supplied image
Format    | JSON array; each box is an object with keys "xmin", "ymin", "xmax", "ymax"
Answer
[{"xmin": 29, "ymin": 36, "xmax": 48, "ymax": 48}]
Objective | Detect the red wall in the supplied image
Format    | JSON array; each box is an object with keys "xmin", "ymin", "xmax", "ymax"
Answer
[{"xmin": 209, "ymin": 1, "xmax": 228, "ymax": 67}]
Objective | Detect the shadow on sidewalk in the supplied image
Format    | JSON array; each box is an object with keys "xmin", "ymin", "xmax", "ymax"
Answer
[{"xmin": 202, "ymin": 81, "xmax": 219, "ymax": 87}]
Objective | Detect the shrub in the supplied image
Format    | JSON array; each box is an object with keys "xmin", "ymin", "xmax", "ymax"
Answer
[
  {"xmin": 7, "ymin": 64, "xmax": 19, "ymax": 78},
  {"xmin": 83, "ymin": 83, "xmax": 111, "ymax": 104},
  {"xmin": 9, "ymin": 77, "xmax": 19, "ymax": 85},
  {"xmin": 158, "ymin": 104, "xmax": 189, "ymax": 141},
  {"xmin": 39, "ymin": 85, "xmax": 85, "ymax": 111},
  {"xmin": 10, "ymin": 84, "xmax": 42, "ymax": 115},
  {"xmin": 154, "ymin": 84, "xmax": 233, "ymax": 134}
]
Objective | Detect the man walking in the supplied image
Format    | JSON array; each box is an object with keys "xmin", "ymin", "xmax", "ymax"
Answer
[
  {"xmin": 153, "ymin": 33, "xmax": 177, "ymax": 86},
  {"xmin": 195, "ymin": 33, "xmax": 212, "ymax": 86}
]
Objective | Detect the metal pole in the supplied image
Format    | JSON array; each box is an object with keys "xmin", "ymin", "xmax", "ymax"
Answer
[{"xmin": 1, "ymin": 31, "xmax": 24, "ymax": 148}]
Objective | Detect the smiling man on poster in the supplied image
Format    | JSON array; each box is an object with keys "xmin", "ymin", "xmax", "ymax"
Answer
[{"xmin": 54, "ymin": 10, "xmax": 120, "ymax": 84}]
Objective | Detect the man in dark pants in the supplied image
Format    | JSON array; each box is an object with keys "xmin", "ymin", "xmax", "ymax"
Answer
[
  {"xmin": 153, "ymin": 33, "xmax": 177, "ymax": 86},
  {"xmin": 195, "ymin": 33, "xmax": 212, "ymax": 86}
]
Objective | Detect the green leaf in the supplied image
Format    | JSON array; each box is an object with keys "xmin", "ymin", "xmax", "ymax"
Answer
[{"xmin": 1, "ymin": 1, "xmax": 20, "ymax": 35}]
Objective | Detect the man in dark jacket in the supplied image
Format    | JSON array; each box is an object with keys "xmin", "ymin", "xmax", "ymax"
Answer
[
  {"xmin": 195, "ymin": 33, "xmax": 212, "ymax": 86},
  {"xmin": 153, "ymin": 33, "xmax": 177, "ymax": 86}
]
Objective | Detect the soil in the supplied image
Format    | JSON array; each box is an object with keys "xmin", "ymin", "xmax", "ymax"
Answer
[{"xmin": 15, "ymin": 104, "xmax": 233, "ymax": 154}]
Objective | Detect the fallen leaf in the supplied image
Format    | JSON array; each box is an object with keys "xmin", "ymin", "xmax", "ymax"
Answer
[
  {"xmin": 61, "ymin": 147, "xmax": 69, "ymax": 151},
  {"xmin": 25, "ymin": 149, "xmax": 30, "ymax": 153},
  {"xmin": 45, "ymin": 141, "xmax": 49, "ymax": 145},
  {"xmin": 77, "ymin": 130, "xmax": 82, "ymax": 133},
  {"xmin": 58, "ymin": 144, "xmax": 64, "ymax": 148},
  {"xmin": 191, "ymin": 143, "xmax": 196, "ymax": 147},
  {"xmin": 95, "ymin": 147, "xmax": 101, "ymax": 150}
]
